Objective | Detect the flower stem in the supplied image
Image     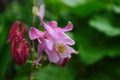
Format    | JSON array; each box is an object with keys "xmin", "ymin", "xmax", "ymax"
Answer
[{"xmin": 29, "ymin": 0, "xmax": 37, "ymax": 80}]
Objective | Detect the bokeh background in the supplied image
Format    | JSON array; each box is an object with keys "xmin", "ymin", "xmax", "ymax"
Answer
[{"xmin": 1, "ymin": 0, "xmax": 120, "ymax": 80}]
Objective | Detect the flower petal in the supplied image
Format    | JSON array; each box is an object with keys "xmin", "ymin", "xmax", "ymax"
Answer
[
  {"xmin": 57, "ymin": 58, "xmax": 69, "ymax": 67},
  {"xmin": 29, "ymin": 27, "xmax": 44, "ymax": 40},
  {"xmin": 63, "ymin": 21, "xmax": 73, "ymax": 31},
  {"xmin": 7, "ymin": 21, "xmax": 26, "ymax": 43},
  {"xmin": 71, "ymin": 48, "xmax": 78, "ymax": 54},
  {"xmin": 59, "ymin": 33, "xmax": 75, "ymax": 45},
  {"xmin": 45, "ymin": 49, "xmax": 60, "ymax": 63},
  {"xmin": 43, "ymin": 23, "xmax": 58, "ymax": 40},
  {"xmin": 34, "ymin": 43, "xmax": 44, "ymax": 63},
  {"xmin": 37, "ymin": 4, "xmax": 45, "ymax": 25},
  {"xmin": 44, "ymin": 39, "xmax": 53, "ymax": 51},
  {"xmin": 47, "ymin": 21, "xmax": 57, "ymax": 29},
  {"xmin": 20, "ymin": 23, "xmax": 27, "ymax": 37},
  {"xmin": 58, "ymin": 21, "xmax": 73, "ymax": 32},
  {"xmin": 12, "ymin": 37, "xmax": 29, "ymax": 66}
]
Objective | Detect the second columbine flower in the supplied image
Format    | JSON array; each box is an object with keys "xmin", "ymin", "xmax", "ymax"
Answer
[{"xmin": 29, "ymin": 4, "xmax": 77, "ymax": 67}]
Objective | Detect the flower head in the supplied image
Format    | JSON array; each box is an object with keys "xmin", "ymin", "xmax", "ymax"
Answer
[
  {"xmin": 12, "ymin": 37, "xmax": 29, "ymax": 66},
  {"xmin": 42, "ymin": 23, "xmax": 77, "ymax": 66},
  {"xmin": 7, "ymin": 21, "xmax": 29, "ymax": 66},
  {"xmin": 7, "ymin": 21, "xmax": 26, "ymax": 43},
  {"xmin": 29, "ymin": 4, "xmax": 77, "ymax": 66}
]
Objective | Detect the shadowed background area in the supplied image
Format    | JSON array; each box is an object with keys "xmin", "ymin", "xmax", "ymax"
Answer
[{"xmin": 1, "ymin": 0, "xmax": 120, "ymax": 80}]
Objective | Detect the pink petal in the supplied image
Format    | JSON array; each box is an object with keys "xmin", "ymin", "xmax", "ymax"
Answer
[
  {"xmin": 58, "ymin": 21, "xmax": 73, "ymax": 32},
  {"xmin": 37, "ymin": 38, "xmax": 41, "ymax": 43},
  {"xmin": 71, "ymin": 48, "xmax": 78, "ymax": 54},
  {"xmin": 29, "ymin": 27, "xmax": 44, "ymax": 40},
  {"xmin": 45, "ymin": 49, "xmax": 60, "ymax": 63},
  {"xmin": 37, "ymin": 4, "xmax": 45, "ymax": 25},
  {"xmin": 59, "ymin": 33, "xmax": 75, "ymax": 45},
  {"xmin": 47, "ymin": 21, "xmax": 57, "ymax": 29},
  {"xmin": 43, "ymin": 23, "xmax": 58, "ymax": 40},
  {"xmin": 44, "ymin": 39, "xmax": 53, "ymax": 51},
  {"xmin": 34, "ymin": 43, "xmax": 44, "ymax": 63}
]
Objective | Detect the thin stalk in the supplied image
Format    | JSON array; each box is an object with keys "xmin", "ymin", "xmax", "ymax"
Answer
[{"xmin": 29, "ymin": 0, "xmax": 37, "ymax": 79}]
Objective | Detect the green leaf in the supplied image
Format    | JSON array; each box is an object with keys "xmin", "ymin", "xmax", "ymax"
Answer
[
  {"xmin": 113, "ymin": 5, "xmax": 120, "ymax": 14},
  {"xmin": 32, "ymin": 65, "xmax": 74, "ymax": 80},
  {"xmin": 59, "ymin": 0, "xmax": 87, "ymax": 7},
  {"xmin": 89, "ymin": 16, "xmax": 120, "ymax": 37},
  {"xmin": 70, "ymin": 0, "xmax": 105, "ymax": 17},
  {"xmin": 74, "ymin": 20, "xmax": 120, "ymax": 64}
]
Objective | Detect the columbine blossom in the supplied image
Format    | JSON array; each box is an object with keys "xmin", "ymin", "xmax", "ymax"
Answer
[
  {"xmin": 7, "ymin": 21, "xmax": 29, "ymax": 66},
  {"xmin": 42, "ymin": 22, "xmax": 77, "ymax": 66},
  {"xmin": 29, "ymin": 4, "xmax": 77, "ymax": 66}
]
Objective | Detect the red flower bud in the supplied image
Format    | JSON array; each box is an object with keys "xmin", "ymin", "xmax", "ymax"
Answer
[
  {"xmin": 7, "ymin": 21, "xmax": 26, "ymax": 43},
  {"xmin": 7, "ymin": 21, "xmax": 29, "ymax": 66},
  {"xmin": 12, "ymin": 37, "xmax": 29, "ymax": 66}
]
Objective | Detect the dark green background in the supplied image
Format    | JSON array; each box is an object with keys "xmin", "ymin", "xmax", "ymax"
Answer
[{"xmin": 0, "ymin": 0, "xmax": 120, "ymax": 80}]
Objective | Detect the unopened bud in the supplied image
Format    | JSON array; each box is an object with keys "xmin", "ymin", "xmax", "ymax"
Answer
[{"xmin": 32, "ymin": 6, "xmax": 38, "ymax": 16}]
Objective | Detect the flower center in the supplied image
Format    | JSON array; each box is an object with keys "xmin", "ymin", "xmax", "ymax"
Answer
[{"xmin": 56, "ymin": 43, "xmax": 66, "ymax": 54}]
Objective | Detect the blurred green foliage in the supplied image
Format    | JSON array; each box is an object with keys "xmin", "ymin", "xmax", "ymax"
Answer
[{"xmin": 1, "ymin": 0, "xmax": 120, "ymax": 80}]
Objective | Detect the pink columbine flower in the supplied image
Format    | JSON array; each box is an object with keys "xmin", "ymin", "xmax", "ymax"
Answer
[
  {"xmin": 7, "ymin": 21, "xmax": 29, "ymax": 66},
  {"xmin": 43, "ymin": 22, "xmax": 77, "ymax": 66},
  {"xmin": 29, "ymin": 4, "xmax": 77, "ymax": 66}
]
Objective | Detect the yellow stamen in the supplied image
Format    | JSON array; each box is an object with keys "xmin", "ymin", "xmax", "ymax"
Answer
[{"xmin": 56, "ymin": 43, "xmax": 66, "ymax": 54}]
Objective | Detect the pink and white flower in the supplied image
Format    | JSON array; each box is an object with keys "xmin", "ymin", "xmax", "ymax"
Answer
[{"xmin": 29, "ymin": 4, "xmax": 77, "ymax": 66}]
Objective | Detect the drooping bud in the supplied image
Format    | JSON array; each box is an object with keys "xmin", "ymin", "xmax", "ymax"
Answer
[
  {"xmin": 12, "ymin": 37, "xmax": 29, "ymax": 66},
  {"xmin": 7, "ymin": 21, "xmax": 26, "ymax": 43},
  {"xmin": 32, "ymin": 5, "xmax": 38, "ymax": 16},
  {"xmin": 7, "ymin": 21, "xmax": 29, "ymax": 66}
]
